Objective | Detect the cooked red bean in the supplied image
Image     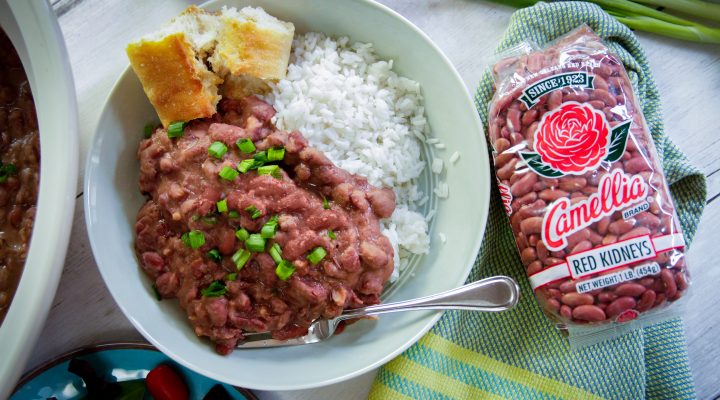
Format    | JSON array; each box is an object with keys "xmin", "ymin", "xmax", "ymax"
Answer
[
  {"xmin": 136, "ymin": 97, "xmax": 395, "ymax": 354},
  {"xmin": 0, "ymin": 31, "xmax": 40, "ymax": 324}
]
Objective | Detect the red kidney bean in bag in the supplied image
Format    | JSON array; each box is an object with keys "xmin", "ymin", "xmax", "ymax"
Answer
[{"xmin": 488, "ymin": 26, "xmax": 689, "ymax": 335}]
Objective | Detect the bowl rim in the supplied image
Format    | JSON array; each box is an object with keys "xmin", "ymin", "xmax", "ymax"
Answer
[
  {"xmin": 0, "ymin": 0, "xmax": 79, "ymax": 397},
  {"xmin": 84, "ymin": 0, "xmax": 490, "ymax": 390}
]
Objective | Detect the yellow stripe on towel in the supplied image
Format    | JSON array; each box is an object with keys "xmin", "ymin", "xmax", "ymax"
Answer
[{"xmin": 422, "ymin": 332, "xmax": 605, "ymax": 400}]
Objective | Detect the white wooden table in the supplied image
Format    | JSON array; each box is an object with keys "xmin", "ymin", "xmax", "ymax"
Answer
[{"xmin": 31, "ymin": 0, "xmax": 720, "ymax": 398}]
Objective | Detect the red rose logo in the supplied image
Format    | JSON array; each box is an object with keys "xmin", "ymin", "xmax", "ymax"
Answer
[{"xmin": 534, "ymin": 101, "xmax": 610, "ymax": 175}]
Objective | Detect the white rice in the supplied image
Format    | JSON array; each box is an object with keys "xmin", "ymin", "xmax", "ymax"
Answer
[
  {"xmin": 450, "ymin": 151, "xmax": 460, "ymax": 164},
  {"xmin": 266, "ymin": 32, "xmax": 431, "ymax": 280},
  {"xmin": 432, "ymin": 158, "xmax": 443, "ymax": 174}
]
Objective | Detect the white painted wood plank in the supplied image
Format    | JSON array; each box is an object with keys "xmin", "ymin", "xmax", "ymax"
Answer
[{"xmin": 27, "ymin": 0, "xmax": 719, "ymax": 399}]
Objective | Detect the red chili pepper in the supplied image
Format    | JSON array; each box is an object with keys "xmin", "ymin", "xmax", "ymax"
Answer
[{"xmin": 146, "ymin": 364, "xmax": 189, "ymax": 400}]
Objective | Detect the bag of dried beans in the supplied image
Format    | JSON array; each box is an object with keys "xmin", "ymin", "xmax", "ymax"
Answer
[{"xmin": 487, "ymin": 25, "xmax": 689, "ymax": 345}]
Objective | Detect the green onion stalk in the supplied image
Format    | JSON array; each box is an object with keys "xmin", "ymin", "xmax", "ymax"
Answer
[{"xmin": 487, "ymin": 0, "xmax": 720, "ymax": 44}]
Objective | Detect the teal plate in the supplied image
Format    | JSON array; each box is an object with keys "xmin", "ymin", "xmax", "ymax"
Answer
[{"xmin": 11, "ymin": 343, "xmax": 257, "ymax": 399}]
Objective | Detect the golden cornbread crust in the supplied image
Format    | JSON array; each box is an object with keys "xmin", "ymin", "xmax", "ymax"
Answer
[
  {"xmin": 126, "ymin": 33, "xmax": 221, "ymax": 127},
  {"xmin": 125, "ymin": 6, "xmax": 294, "ymax": 126}
]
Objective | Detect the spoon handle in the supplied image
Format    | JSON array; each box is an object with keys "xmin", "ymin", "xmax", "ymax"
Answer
[{"xmin": 336, "ymin": 276, "xmax": 520, "ymax": 322}]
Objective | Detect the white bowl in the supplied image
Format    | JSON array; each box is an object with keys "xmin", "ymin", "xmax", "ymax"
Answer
[
  {"xmin": 85, "ymin": 0, "xmax": 489, "ymax": 390},
  {"xmin": 0, "ymin": 1, "xmax": 79, "ymax": 397}
]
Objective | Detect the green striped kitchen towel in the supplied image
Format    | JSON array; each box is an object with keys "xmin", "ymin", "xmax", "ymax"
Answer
[{"xmin": 369, "ymin": 2, "xmax": 707, "ymax": 399}]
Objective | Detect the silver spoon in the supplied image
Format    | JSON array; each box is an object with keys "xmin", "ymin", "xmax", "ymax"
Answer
[{"xmin": 236, "ymin": 275, "xmax": 519, "ymax": 348}]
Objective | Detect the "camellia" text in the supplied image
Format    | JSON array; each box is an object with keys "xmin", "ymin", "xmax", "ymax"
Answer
[{"xmin": 542, "ymin": 169, "xmax": 648, "ymax": 251}]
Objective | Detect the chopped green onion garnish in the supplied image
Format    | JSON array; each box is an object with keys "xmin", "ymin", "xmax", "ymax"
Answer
[
  {"xmin": 306, "ymin": 246, "xmax": 327, "ymax": 265},
  {"xmin": 253, "ymin": 151, "xmax": 268, "ymax": 163},
  {"xmin": 261, "ymin": 217, "xmax": 279, "ymax": 238},
  {"xmin": 328, "ymin": 230, "xmax": 336, "ymax": 240},
  {"xmin": 235, "ymin": 228, "xmax": 249, "ymax": 241},
  {"xmin": 0, "ymin": 163, "xmax": 17, "ymax": 183},
  {"xmin": 144, "ymin": 123, "xmax": 154, "ymax": 138},
  {"xmin": 219, "ymin": 166, "xmax": 239, "ymax": 180},
  {"xmin": 167, "ymin": 121, "xmax": 185, "ymax": 138},
  {"xmin": 181, "ymin": 232, "xmax": 190, "ymax": 246},
  {"xmin": 216, "ymin": 199, "xmax": 228, "ymax": 213},
  {"xmin": 258, "ymin": 165, "xmax": 281, "ymax": 179},
  {"xmin": 182, "ymin": 230, "xmax": 205, "ymax": 249},
  {"xmin": 201, "ymin": 281, "xmax": 227, "ymax": 297},
  {"xmin": 228, "ymin": 210, "xmax": 240, "ymax": 218},
  {"xmin": 245, "ymin": 205, "xmax": 262, "ymax": 219},
  {"xmin": 269, "ymin": 243, "xmax": 283, "ymax": 264},
  {"xmin": 245, "ymin": 234, "xmax": 266, "ymax": 252},
  {"xmin": 261, "ymin": 224, "xmax": 277, "ymax": 239},
  {"xmin": 151, "ymin": 284, "xmax": 162, "ymax": 301},
  {"xmin": 267, "ymin": 147, "xmax": 285, "ymax": 161},
  {"xmin": 226, "ymin": 272, "xmax": 238, "ymax": 281},
  {"xmin": 207, "ymin": 248, "xmax": 222, "ymax": 262},
  {"xmin": 237, "ymin": 159, "xmax": 256, "ymax": 173},
  {"xmin": 232, "ymin": 249, "xmax": 251, "ymax": 270},
  {"xmin": 202, "ymin": 213, "xmax": 218, "ymax": 225},
  {"xmin": 208, "ymin": 141, "xmax": 228, "ymax": 159},
  {"xmin": 322, "ymin": 196, "xmax": 330, "ymax": 210},
  {"xmin": 237, "ymin": 138, "xmax": 256, "ymax": 154},
  {"xmin": 275, "ymin": 260, "xmax": 295, "ymax": 281}
]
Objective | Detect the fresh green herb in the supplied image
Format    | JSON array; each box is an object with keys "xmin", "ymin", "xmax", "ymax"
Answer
[
  {"xmin": 237, "ymin": 138, "xmax": 256, "ymax": 154},
  {"xmin": 267, "ymin": 147, "xmax": 285, "ymax": 161},
  {"xmin": 143, "ymin": 123, "xmax": 154, "ymax": 138},
  {"xmin": 237, "ymin": 159, "xmax": 256, "ymax": 173},
  {"xmin": 216, "ymin": 199, "xmax": 228, "ymax": 213},
  {"xmin": 0, "ymin": 163, "xmax": 17, "ymax": 183},
  {"xmin": 275, "ymin": 260, "xmax": 296, "ymax": 281},
  {"xmin": 245, "ymin": 205, "xmax": 262, "ymax": 219},
  {"xmin": 487, "ymin": 0, "xmax": 720, "ymax": 43},
  {"xmin": 258, "ymin": 165, "xmax": 281, "ymax": 179},
  {"xmin": 322, "ymin": 195, "xmax": 330, "ymax": 210},
  {"xmin": 306, "ymin": 246, "xmax": 327, "ymax": 265},
  {"xmin": 236, "ymin": 228, "xmax": 250, "ymax": 241},
  {"xmin": 151, "ymin": 284, "xmax": 162, "ymax": 301},
  {"xmin": 328, "ymin": 230, "xmax": 336, "ymax": 240},
  {"xmin": 219, "ymin": 166, "xmax": 239, "ymax": 180},
  {"xmin": 167, "ymin": 121, "xmax": 186, "ymax": 138},
  {"xmin": 235, "ymin": 227, "xmax": 249, "ymax": 241},
  {"xmin": 201, "ymin": 281, "xmax": 227, "ymax": 297},
  {"xmin": 232, "ymin": 249, "xmax": 251, "ymax": 270},
  {"xmin": 269, "ymin": 243, "xmax": 283, "ymax": 264},
  {"xmin": 207, "ymin": 248, "xmax": 222, "ymax": 262},
  {"xmin": 181, "ymin": 232, "xmax": 190, "ymax": 247},
  {"xmin": 202, "ymin": 214, "xmax": 218, "ymax": 225},
  {"xmin": 228, "ymin": 210, "xmax": 240, "ymax": 218},
  {"xmin": 245, "ymin": 234, "xmax": 266, "ymax": 252},
  {"xmin": 181, "ymin": 230, "xmax": 205, "ymax": 249},
  {"xmin": 253, "ymin": 151, "xmax": 269, "ymax": 163},
  {"xmin": 208, "ymin": 141, "xmax": 228, "ymax": 159},
  {"xmin": 261, "ymin": 215, "xmax": 279, "ymax": 238},
  {"xmin": 226, "ymin": 272, "xmax": 238, "ymax": 281}
]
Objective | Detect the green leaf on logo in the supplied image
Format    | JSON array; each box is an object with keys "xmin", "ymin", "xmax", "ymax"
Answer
[
  {"xmin": 519, "ymin": 152, "xmax": 564, "ymax": 178},
  {"xmin": 605, "ymin": 120, "xmax": 632, "ymax": 163}
]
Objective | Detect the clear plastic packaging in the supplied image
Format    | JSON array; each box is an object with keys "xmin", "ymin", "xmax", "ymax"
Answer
[{"xmin": 487, "ymin": 25, "xmax": 689, "ymax": 345}]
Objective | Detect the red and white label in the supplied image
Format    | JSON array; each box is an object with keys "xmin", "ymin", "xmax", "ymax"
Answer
[
  {"xmin": 566, "ymin": 235, "xmax": 655, "ymax": 279},
  {"xmin": 498, "ymin": 181, "xmax": 513, "ymax": 216},
  {"xmin": 541, "ymin": 169, "xmax": 649, "ymax": 251},
  {"xmin": 528, "ymin": 233, "xmax": 685, "ymax": 290}
]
